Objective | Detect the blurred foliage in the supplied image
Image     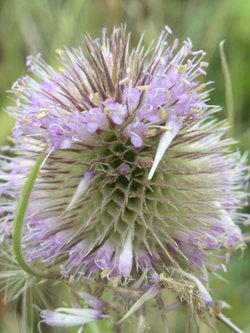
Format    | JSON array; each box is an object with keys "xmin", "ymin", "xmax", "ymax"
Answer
[{"xmin": 0, "ymin": 0, "xmax": 249, "ymax": 332}]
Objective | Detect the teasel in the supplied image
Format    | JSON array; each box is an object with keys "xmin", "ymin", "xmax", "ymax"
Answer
[{"xmin": 0, "ymin": 26, "xmax": 249, "ymax": 333}]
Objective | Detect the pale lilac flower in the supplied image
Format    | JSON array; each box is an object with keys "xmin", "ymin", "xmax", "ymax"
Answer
[
  {"xmin": 85, "ymin": 108, "xmax": 107, "ymax": 133},
  {"xmin": 104, "ymin": 100, "xmax": 128, "ymax": 125},
  {"xmin": 123, "ymin": 87, "xmax": 141, "ymax": 111},
  {"xmin": 40, "ymin": 307, "xmax": 103, "ymax": 327},
  {"xmin": 125, "ymin": 120, "xmax": 148, "ymax": 148}
]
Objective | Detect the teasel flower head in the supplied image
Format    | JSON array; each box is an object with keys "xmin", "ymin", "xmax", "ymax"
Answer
[{"xmin": 0, "ymin": 26, "xmax": 249, "ymax": 332}]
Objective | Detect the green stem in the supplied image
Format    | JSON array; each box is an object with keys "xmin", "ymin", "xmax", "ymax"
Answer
[
  {"xmin": 219, "ymin": 41, "xmax": 234, "ymax": 138},
  {"xmin": 13, "ymin": 145, "xmax": 56, "ymax": 280}
]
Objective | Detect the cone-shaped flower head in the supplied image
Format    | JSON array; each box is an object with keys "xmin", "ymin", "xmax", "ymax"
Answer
[{"xmin": 0, "ymin": 27, "xmax": 249, "ymax": 319}]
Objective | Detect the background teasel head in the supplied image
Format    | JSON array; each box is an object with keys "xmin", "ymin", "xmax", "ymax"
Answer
[{"xmin": 0, "ymin": 26, "xmax": 249, "ymax": 332}]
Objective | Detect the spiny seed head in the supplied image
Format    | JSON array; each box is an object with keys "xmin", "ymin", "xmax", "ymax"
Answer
[{"xmin": 0, "ymin": 26, "xmax": 249, "ymax": 331}]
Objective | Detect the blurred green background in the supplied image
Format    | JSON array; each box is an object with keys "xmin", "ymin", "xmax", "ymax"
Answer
[{"xmin": 0, "ymin": 0, "xmax": 249, "ymax": 332}]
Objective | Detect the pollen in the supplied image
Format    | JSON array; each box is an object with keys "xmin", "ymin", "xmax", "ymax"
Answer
[
  {"xmin": 178, "ymin": 64, "xmax": 188, "ymax": 74},
  {"xmin": 137, "ymin": 85, "xmax": 150, "ymax": 91},
  {"xmin": 166, "ymin": 89, "xmax": 172, "ymax": 100}
]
